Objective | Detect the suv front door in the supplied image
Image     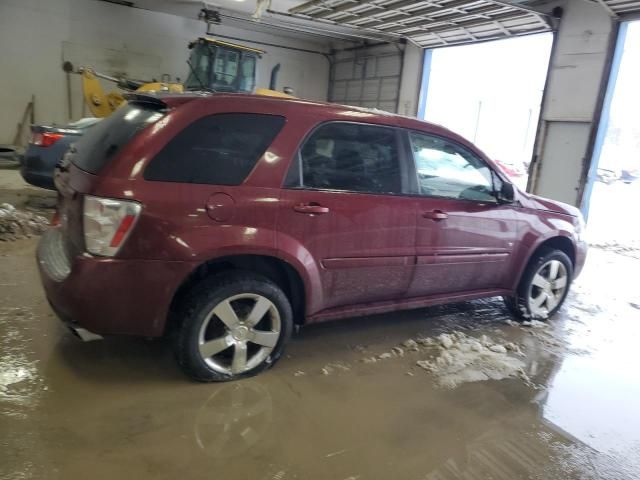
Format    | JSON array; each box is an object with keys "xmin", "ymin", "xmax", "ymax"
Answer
[
  {"xmin": 406, "ymin": 130, "xmax": 517, "ymax": 298},
  {"xmin": 278, "ymin": 122, "xmax": 416, "ymax": 315}
]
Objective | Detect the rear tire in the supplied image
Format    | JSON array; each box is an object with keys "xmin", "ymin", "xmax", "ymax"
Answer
[
  {"xmin": 504, "ymin": 248, "xmax": 573, "ymax": 321},
  {"xmin": 174, "ymin": 272, "xmax": 293, "ymax": 382}
]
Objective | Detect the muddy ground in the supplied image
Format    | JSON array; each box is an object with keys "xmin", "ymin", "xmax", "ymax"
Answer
[{"xmin": 1, "ymin": 236, "xmax": 640, "ymax": 479}]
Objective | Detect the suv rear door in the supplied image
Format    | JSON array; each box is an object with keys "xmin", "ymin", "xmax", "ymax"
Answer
[
  {"xmin": 405, "ymin": 130, "xmax": 517, "ymax": 297},
  {"xmin": 277, "ymin": 121, "xmax": 416, "ymax": 315}
]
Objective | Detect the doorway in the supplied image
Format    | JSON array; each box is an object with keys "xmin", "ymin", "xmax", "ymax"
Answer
[
  {"xmin": 418, "ymin": 34, "xmax": 553, "ymax": 190},
  {"xmin": 583, "ymin": 21, "xmax": 640, "ymax": 250}
]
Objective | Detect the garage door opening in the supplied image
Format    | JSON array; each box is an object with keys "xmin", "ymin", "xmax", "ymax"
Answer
[
  {"xmin": 583, "ymin": 20, "xmax": 640, "ymax": 252},
  {"xmin": 418, "ymin": 34, "xmax": 553, "ymax": 190}
]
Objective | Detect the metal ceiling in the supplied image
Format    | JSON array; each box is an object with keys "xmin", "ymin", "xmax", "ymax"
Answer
[
  {"xmin": 596, "ymin": 0, "xmax": 640, "ymax": 16},
  {"xmin": 286, "ymin": 0, "xmax": 553, "ymax": 47}
]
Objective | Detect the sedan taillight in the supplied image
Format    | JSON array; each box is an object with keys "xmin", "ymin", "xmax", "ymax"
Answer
[
  {"xmin": 31, "ymin": 132, "xmax": 64, "ymax": 147},
  {"xmin": 83, "ymin": 195, "xmax": 141, "ymax": 257}
]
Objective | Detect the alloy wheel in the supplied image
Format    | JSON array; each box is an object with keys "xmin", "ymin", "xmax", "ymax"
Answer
[
  {"xmin": 198, "ymin": 293, "xmax": 281, "ymax": 375},
  {"xmin": 527, "ymin": 259, "xmax": 568, "ymax": 318}
]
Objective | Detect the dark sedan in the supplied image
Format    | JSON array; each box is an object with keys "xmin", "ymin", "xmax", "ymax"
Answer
[{"xmin": 21, "ymin": 118, "xmax": 101, "ymax": 189}]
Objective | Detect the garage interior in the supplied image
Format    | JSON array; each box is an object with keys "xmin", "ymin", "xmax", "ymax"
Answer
[{"xmin": 1, "ymin": 0, "xmax": 640, "ymax": 478}]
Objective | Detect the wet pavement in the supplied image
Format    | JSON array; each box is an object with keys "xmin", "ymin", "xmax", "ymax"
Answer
[{"xmin": 1, "ymin": 238, "xmax": 640, "ymax": 480}]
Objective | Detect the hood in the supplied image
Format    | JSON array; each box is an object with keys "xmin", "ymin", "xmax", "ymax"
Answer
[{"xmin": 517, "ymin": 191, "xmax": 580, "ymax": 217}]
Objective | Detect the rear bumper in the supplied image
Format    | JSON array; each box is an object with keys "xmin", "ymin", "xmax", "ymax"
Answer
[
  {"xmin": 20, "ymin": 165, "xmax": 55, "ymax": 190},
  {"xmin": 37, "ymin": 228, "xmax": 196, "ymax": 337},
  {"xmin": 47, "ymin": 300, "xmax": 103, "ymax": 341}
]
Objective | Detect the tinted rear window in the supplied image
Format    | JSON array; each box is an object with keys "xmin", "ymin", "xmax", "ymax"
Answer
[
  {"xmin": 71, "ymin": 104, "xmax": 165, "ymax": 174},
  {"xmin": 144, "ymin": 113, "xmax": 285, "ymax": 185}
]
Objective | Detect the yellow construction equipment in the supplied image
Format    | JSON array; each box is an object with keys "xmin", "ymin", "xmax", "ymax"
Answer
[{"xmin": 71, "ymin": 37, "xmax": 291, "ymax": 118}]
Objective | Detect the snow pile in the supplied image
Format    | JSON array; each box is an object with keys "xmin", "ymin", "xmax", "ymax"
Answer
[
  {"xmin": 321, "ymin": 362, "xmax": 351, "ymax": 375},
  {"xmin": 0, "ymin": 203, "xmax": 48, "ymax": 241},
  {"xmin": 415, "ymin": 331, "xmax": 529, "ymax": 388},
  {"xmin": 521, "ymin": 319, "xmax": 548, "ymax": 328},
  {"xmin": 589, "ymin": 239, "xmax": 640, "ymax": 258}
]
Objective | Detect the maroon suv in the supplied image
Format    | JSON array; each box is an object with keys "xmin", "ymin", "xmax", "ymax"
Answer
[{"xmin": 37, "ymin": 93, "xmax": 587, "ymax": 381}]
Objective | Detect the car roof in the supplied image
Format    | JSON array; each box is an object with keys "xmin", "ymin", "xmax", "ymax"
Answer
[{"xmin": 149, "ymin": 91, "xmax": 463, "ymax": 141}]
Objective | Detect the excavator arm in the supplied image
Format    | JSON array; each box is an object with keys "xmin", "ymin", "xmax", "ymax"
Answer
[
  {"xmin": 79, "ymin": 68, "xmax": 126, "ymax": 118},
  {"xmin": 76, "ymin": 66, "xmax": 182, "ymax": 118}
]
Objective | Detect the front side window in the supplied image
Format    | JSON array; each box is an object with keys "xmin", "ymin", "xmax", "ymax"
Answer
[
  {"xmin": 144, "ymin": 113, "xmax": 285, "ymax": 185},
  {"xmin": 287, "ymin": 122, "xmax": 404, "ymax": 195},
  {"xmin": 409, "ymin": 131, "xmax": 496, "ymax": 202}
]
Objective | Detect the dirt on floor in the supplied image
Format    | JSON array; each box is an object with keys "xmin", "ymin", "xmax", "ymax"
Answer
[
  {"xmin": 0, "ymin": 168, "xmax": 56, "ymax": 211},
  {"xmin": 1, "ymin": 234, "xmax": 640, "ymax": 479},
  {"xmin": 0, "ymin": 203, "xmax": 49, "ymax": 241}
]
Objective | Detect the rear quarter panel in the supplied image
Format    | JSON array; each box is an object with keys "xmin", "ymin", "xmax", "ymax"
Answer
[{"xmin": 92, "ymin": 96, "xmax": 403, "ymax": 316}]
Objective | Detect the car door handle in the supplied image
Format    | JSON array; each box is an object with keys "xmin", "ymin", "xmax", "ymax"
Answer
[
  {"xmin": 422, "ymin": 210, "xmax": 448, "ymax": 221},
  {"xmin": 293, "ymin": 203, "xmax": 330, "ymax": 215}
]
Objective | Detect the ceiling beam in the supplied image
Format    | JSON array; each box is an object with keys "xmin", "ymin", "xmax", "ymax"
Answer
[
  {"xmin": 312, "ymin": 0, "xmax": 434, "ymax": 20},
  {"xmin": 323, "ymin": 1, "xmax": 499, "ymax": 27},
  {"xmin": 289, "ymin": 0, "xmax": 346, "ymax": 15},
  {"xmin": 290, "ymin": 0, "xmax": 550, "ymax": 19},
  {"xmin": 578, "ymin": 0, "xmax": 619, "ymax": 17},
  {"xmin": 483, "ymin": 0, "xmax": 549, "ymax": 17},
  {"xmin": 383, "ymin": 11, "xmax": 540, "ymax": 35},
  {"xmin": 283, "ymin": 0, "xmax": 552, "ymax": 48},
  {"xmin": 375, "ymin": 6, "xmax": 512, "ymax": 33}
]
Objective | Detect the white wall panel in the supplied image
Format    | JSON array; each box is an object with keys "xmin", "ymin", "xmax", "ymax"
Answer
[
  {"xmin": 535, "ymin": 122, "xmax": 591, "ymax": 204},
  {"xmin": 531, "ymin": 0, "xmax": 616, "ymax": 206},
  {"xmin": 0, "ymin": 0, "xmax": 330, "ymax": 143}
]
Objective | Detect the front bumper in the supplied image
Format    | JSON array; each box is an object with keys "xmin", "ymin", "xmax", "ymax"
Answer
[
  {"xmin": 37, "ymin": 228, "xmax": 196, "ymax": 337},
  {"xmin": 574, "ymin": 239, "xmax": 588, "ymax": 278}
]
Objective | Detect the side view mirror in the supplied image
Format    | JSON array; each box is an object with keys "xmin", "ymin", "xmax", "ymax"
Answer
[{"xmin": 497, "ymin": 181, "xmax": 515, "ymax": 203}]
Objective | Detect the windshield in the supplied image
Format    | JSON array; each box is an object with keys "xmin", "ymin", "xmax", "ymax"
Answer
[
  {"xmin": 185, "ymin": 43, "xmax": 211, "ymax": 90},
  {"xmin": 213, "ymin": 49, "xmax": 239, "ymax": 88},
  {"xmin": 185, "ymin": 42, "xmax": 257, "ymax": 93}
]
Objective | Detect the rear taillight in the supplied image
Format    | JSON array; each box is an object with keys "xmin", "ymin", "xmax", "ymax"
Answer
[
  {"xmin": 31, "ymin": 132, "xmax": 64, "ymax": 147},
  {"xmin": 83, "ymin": 195, "xmax": 141, "ymax": 257}
]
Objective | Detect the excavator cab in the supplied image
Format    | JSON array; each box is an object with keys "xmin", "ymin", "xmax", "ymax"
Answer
[
  {"xmin": 184, "ymin": 38, "xmax": 263, "ymax": 93},
  {"xmin": 72, "ymin": 36, "xmax": 290, "ymax": 118}
]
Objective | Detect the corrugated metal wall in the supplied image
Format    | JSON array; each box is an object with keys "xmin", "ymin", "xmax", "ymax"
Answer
[{"xmin": 328, "ymin": 46, "xmax": 402, "ymax": 112}]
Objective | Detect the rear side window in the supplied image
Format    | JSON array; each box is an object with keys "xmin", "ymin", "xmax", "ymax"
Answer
[
  {"xmin": 285, "ymin": 122, "xmax": 404, "ymax": 195},
  {"xmin": 71, "ymin": 104, "xmax": 165, "ymax": 174},
  {"xmin": 144, "ymin": 113, "xmax": 285, "ymax": 185}
]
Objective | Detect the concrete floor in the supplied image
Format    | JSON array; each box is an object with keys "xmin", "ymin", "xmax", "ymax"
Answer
[
  {"xmin": 0, "ymin": 168, "xmax": 56, "ymax": 210},
  {"xmin": 1, "ymin": 237, "xmax": 640, "ymax": 480}
]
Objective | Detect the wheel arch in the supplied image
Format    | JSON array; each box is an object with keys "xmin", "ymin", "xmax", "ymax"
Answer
[
  {"xmin": 534, "ymin": 235, "xmax": 576, "ymax": 267},
  {"xmin": 513, "ymin": 234, "xmax": 576, "ymax": 291},
  {"xmin": 166, "ymin": 254, "xmax": 308, "ymax": 335}
]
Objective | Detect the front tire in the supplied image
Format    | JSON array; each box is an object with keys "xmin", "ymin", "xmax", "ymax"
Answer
[
  {"xmin": 174, "ymin": 272, "xmax": 293, "ymax": 382},
  {"xmin": 505, "ymin": 248, "xmax": 573, "ymax": 321}
]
